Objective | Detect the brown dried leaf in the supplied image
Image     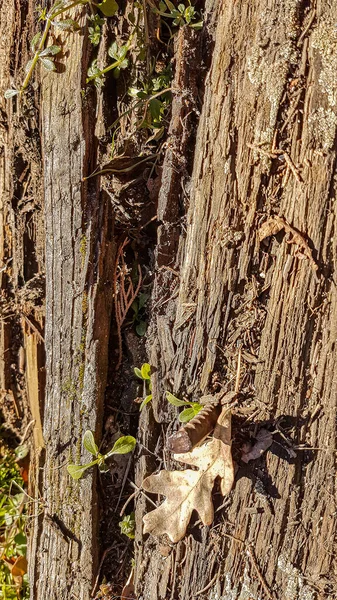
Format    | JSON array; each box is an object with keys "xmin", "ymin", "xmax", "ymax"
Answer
[
  {"xmin": 142, "ymin": 408, "xmax": 234, "ymax": 542},
  {"xmin": 241, "ymin": 428, "xmax": 273, "ymax": 463}
]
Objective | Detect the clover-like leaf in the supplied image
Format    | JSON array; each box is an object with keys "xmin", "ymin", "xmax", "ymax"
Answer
[
  {"xmin": 31, "ymin": 32, "xmax": 42, "ymax": 52},
  {"xmin": 134, "ymin": 367, "xmax": 143, "ymax": 379},
  {"xmin": 136, "ymin": 320, "xmax": 147, "ymax": 336},
  {"xmin": 179, "ymin": 402, "xmax": 202, "ymax": 423},
  {"xmin": 40, "ymin": 45, "xmax": 61, "ymax": 56},
  {"xmin": 53, "ymin": 18, "xmax": 80, "ymax": 30},
  {"xmin": 83, "ymin": 430, "xmax": 99, "ymax": 456}
]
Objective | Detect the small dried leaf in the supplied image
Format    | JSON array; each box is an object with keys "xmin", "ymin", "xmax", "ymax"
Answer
[
  {"xmin": 143, "ymin": 407, "xmax": 234, "ymax": 542},
  {"xmin": 10, "ymin": 556, "xmax": 27, "ymax": 577},
  {"xmin": 241, "ymin": 428, "xmax": 273, "ymax": 463},
  {"xmin": 258, "ymin": 216, "xmax": 284, "ymax": 241}
]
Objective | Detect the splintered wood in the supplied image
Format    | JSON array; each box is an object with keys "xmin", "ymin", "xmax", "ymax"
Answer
[{"xmin": 258, "ymin": 215, "xmax": 319, "ymax": 272}]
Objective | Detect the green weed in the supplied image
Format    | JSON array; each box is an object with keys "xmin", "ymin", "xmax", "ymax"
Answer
[
  {"xmin": 134, "ymin": 363, "xmax": 152, "ymax": 410},
  {"xmin": 166, "ymin": 391, "xmax": 202, "ymax": 423},
  {"xmin": 67, "ymin": 430, "xmax": 136, "ymax": 479}
]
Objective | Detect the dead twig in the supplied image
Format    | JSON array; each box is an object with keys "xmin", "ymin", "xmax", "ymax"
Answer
[
  {"xmin": 247, "ymin": 142, "xmax": 302, "ymax": 183},
  {"xmin": 246, "ymin": 546, "xmax": 275, "ymax": 600},
  {"xmin": 258, "ymin": 215, "xmax": 318, "ymax": 272},
  {"xmin": 113, "ymin": 238, "xmax": 142, "ymax": 370}
]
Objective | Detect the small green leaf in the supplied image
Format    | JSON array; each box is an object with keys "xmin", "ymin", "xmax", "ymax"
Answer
[
  {"xmin": 140, "ymin": 394, "xmax": 152, "ymax": 411},
  {"xmin": 119, "ymin": 58, "xmax": 128, "ymax": 70},
  {"xmin": 106, "ymin": 435, "xmax": 136, "ymax": 456},
  {"xmin": 4, "ymin": 89, "xmax": 19, "ymax": 99},
  {"xmin": 149, "ymin": 98, "xmax": 162, "ymax": 122},
  {"xmin": 166, "ymin": 391, "xmax": 188, "ymax": 407},
  {"xmin": 39, "ymin": 57, "xmax": 56, "ymax": 71},
  {"xmin": 31, "ymin": 32, "xmax": 42, "ymax": 52},
  {"xmin": 98, "ymin": 0, "xmax": 118, "ymax": 17},
  {"xmin": 134, "ymin": 367, "xmax": 143, "ymax": 379},
  {"xmin": 40, "ymin": 45, "xmax": 61, "ymax": 56},
  {"xmin": 141, "ymin": 363, "xmax": 151, "ymax": 380},
  {"xmin": 108, "ymin": 41, "xmax": 118, "ymax": 59},
  {"xmin": 119, "ymin": 512, "xmax": 135, "ymax": 539},
  {"xmin": 138, "ymin": 292, "xmax": 150, "ymax": 309},
  {"xmin": 164, "ymin": 0, "xmax": 176, "ymax": 11},
  {"xmin": 25, "ymin": 59, "xmax": 34, "ymax": 74},
  {"xmin": 53, "ymin": 18, "xmax": 81, "ymax": 30},
  {"xmin": 136, "ymin": 320, "xmax": 147, "ymax": 336},
  {"xmin": 67, "ymin": 464, "xmax": 89, "ymax": 480},
  {"xmin": 190, "ymin": 402, "xmax": 203, "ymax": 417},
  {"xmin": 178, "ymin": 3, "xmax": 185, "ymax": 12},
  {"xmin": 15, "ymin": 445, "xmax": 29, "ymax": 460},
  {"xmin": 83, "ymin": 430, "xmax": 99, "ymax": 456},
  {"xmin": 179, "ymin": 407, "xmax": 196, "ymax": 423},
  {"xmin": 98, "ymin": 459, "xmax": 109, "ymax": 473}
]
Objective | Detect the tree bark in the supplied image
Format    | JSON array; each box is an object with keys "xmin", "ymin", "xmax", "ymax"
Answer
[
  {"xmin": 1, "ymin": 1, "xmax": 337, "ymax": 599},
  {"xmin": 135, "ymin": 2, "xmax": 337, "ymax": 599}
]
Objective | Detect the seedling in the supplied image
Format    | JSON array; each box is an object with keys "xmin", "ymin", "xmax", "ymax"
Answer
[
  {"xmin": 119, "ymin": 512, "xmax": 135, "ymax": 539},
  {"xmin": 150, "ymin": 0, "xmax": 203, "ymax": 30},
  {"xmin": 130, "ymin": 292, "xmax": 150, "ymax": 336},
  {"xmin": 67, "ymin": 430, "xmax": 136, "ymax": 480},
  {"xmin": 134, "ymin": 363, "xmax": 152, "ymax": 410},
  {"xmin": 4, "ymin": 0, "xmax": 119, "ymax": 98},
  {"xmin": 166, "ymin": 391, "xmax": 203, "ymax": 423},
  {"xmin": 87, "ymin": 39, "xmax": 131, "ymax": 85}
]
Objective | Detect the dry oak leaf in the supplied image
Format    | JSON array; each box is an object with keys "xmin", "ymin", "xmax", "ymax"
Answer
[{"xmin": 142, "ymin": 407, "xmax": 234, "ymax": 542}]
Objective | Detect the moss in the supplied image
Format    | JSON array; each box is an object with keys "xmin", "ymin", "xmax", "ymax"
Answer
[
  {"xmin": 82, "ymin": 291, "xmax": 88, "ymax": 315},
  {"xmin": 79, "ymin": 234, "xmax": 87, "ymax": 267}
]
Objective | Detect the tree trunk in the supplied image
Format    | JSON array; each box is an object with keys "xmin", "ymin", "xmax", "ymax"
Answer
[
  {"xmin": 1, "ymin": 2, "xmax": 114, "ymax": 599},
  {"xmin": 135, "ymin": 2, "xmax": 337, "ymax": 599},
  {"xmin": 1, "ymin": 1, "xmax": 337, "ymax": 600}
]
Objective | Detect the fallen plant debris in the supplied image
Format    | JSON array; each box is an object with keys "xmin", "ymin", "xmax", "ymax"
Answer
[
  {"xmin": 241, "ymin": 428, "xmax": 273, "ymax": 463},
  {"xmin": 258, "ymin": 215, "xmax": 318, "ymax": 272},
  {"xmin": 167, "ymin": 390, "xmax": 236, "ymax": 452},
  {"xmin": 142, "ymin": 406, "xmax": 234, "ymax": 542}
]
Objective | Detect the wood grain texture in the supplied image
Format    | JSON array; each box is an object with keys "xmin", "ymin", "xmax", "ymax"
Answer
[
  {"xmin": 30, "ymin": 6, "xmax": 115, "ymax": 598},
  {"xmin": 135, "ymin": 2, "xmax": 337, "ymax": 599}
]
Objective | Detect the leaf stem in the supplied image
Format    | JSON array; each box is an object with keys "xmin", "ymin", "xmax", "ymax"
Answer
[{"xmin": 20, "ymin": 0, "xmax": 89, "ymax": 93}]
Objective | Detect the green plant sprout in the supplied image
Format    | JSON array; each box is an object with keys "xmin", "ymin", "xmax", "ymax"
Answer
[
  {"xmin": 149, "ymin": 0, "xmax": 202, "ymax": 30},
  {"xmin": 166, "ymin": 391, "xmax": 203, "ymax": 423},
  {"xmin": 134, "ymin": 363, "xmax": 152, "ymax": 410},
  {"xmin": 86, "ymin": 38, "xmax": 132, "ymax": 85},
  {"xmin": 88, "ymin": 13, "xmax": 105, "ymax": 46},
  {"xmin": 128, "ymin": 66, "xmax": 172, "ymax": 132},
  {"xmin": 67, "ymin": 430, "xmax": 136, "ymax": 479},
  {"xmin": 130, "ymin": 292, "xmax": 150, "ymax": 336},
  {"xmin": 4, "ymin": 0, "xmax": 119, "ymax": 98},
  {"xmin": 119, "ymin": 512, "xmax": 135, "ymax": 539}
]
